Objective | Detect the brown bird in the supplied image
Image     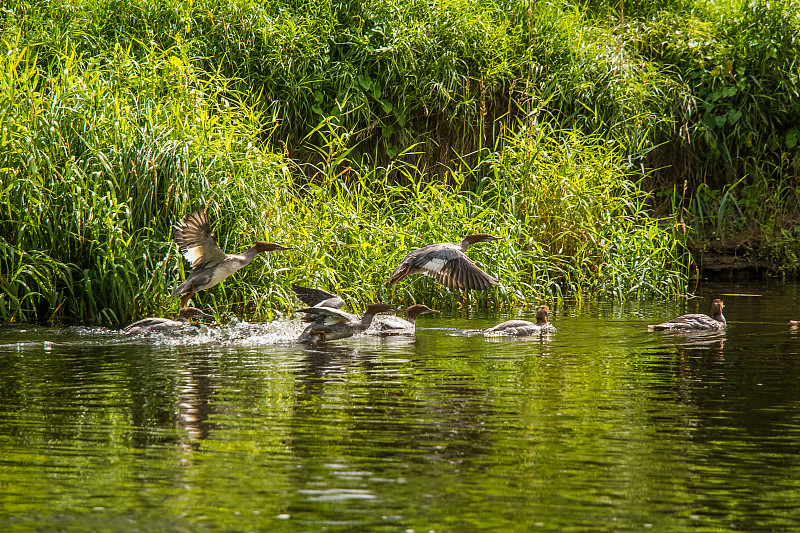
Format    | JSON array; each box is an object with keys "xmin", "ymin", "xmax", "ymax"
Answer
[
  {"xmin": 388, "ymin": 234, "xmax": 502, "ymax": 290},
  {"xmin": 169, "ymin": 210, "xmax": 291, "ymax": 307},
  {"xmin": 291, "ymin": 284, "xmax": 346, "ymax": 315},
  {"xmin": 297, "ymin": 303, "xmax": 400, "ymax": 343},
  {"xmin": 365, "ymin": 304, "xmax": 440, "ymax": 336},
  {"xmin": 123, "ymin": 307, "xmax": 213, "ymax": 335},
  {"xmin": 648, "ymin": 299, "xmax": 726, "ymax": 331},
  {"xmin": 485, "ymin": 304, "xmax": 555, "ymax": 337}
]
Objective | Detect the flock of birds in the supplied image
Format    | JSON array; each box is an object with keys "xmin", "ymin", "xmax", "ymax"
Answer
[{"xmin": 123, "ymin": 210, "xmax": 730, "ymax": 340}]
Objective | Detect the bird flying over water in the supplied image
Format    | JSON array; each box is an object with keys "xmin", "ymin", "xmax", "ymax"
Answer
[
  {"xmin": 388, "ymin": 234, "xmax": 502, "ymax": 291},
  {"xmin": 169, "ymin": 210, "xmax": 291, "ymax": 307}
]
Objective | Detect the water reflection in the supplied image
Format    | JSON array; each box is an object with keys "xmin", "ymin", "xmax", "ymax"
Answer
[
  {"xmin": 175, "ymin": 353, "xmax": 219, "ymax": 449},
  {"xmin": 1, "ymin": 282, "xmax": 800, "ymax": 531}
]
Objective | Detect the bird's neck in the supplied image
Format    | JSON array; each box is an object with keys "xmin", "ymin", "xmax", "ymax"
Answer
[
  {"xmin": 240, "ymin": 246, "xmax": 264, "ymax": 264},
  {"xmin": 359, "ymin": 312, "xmax": 379, "ymax": 330}
]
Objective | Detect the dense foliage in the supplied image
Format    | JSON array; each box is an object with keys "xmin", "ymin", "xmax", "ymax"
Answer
[{"xmin": 1, "ymin": 0, "xmax": 797, "ymax": 323}]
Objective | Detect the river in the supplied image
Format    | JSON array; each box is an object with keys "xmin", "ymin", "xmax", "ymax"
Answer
[{"xmin": 1, "ymin": 281, "xmax": 799, "ymax": 532}]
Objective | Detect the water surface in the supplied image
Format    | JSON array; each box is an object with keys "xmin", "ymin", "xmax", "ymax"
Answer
[{"xmin": 1, "ymin": 282, "xmax": 799, "ymax": 532}]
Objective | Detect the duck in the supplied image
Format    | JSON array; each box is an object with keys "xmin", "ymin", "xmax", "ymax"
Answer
[
  {"xmin": 365, "ymin": 304, "xmax": 440, "ymax": 336},
  {"xmin": 484, "ymin": 305, "xmax": 554, "ymax": 337},
  {"xmin": 169, "ymin": 210, "xmax": 292, "ymax": 307},
  {"xmin": 123, "ymin": 306, "xmax": 213, "ymax": 335},
  {"xmin": 291, "ymin": 284, "xmax": 346, "ymax": 313},
  {"xmin": 648, "ymin": 299, "xmax": 726, "ymax": 331},
  {"xmin": 388, "ymin": 233, "xmax": 502, "ymax": 291},
  {"xmin": 297, "ymin": 303, "xmax": 400, "ymax": 343}
]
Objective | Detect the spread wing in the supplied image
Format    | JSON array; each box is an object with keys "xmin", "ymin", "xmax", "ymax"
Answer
[
  {"xmin": 298, "ymin": 306, "xmax": 353, "ymax": 326},
  {"xmin": 391, "ymin": 244, "xmax": 498, "ymax": 291},
  {"xmin": 292, "ymin": 285, "xmax": 346, "ymax": 310},
  {"xmin": 173, "ymin": 210, "xmax": 227, "ymax": 270}
]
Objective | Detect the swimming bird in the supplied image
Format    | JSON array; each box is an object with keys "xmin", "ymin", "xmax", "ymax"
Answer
[
  {"xmin": 365, "ymin": 304, "xmax": 440, "ymax": 336},
  {"xmin": 291, "ymin": 284, "xmax": 346, "ymax": 314},
  {"xmin": 648, "ymin": 299, "xmax": 726, "ymax": 331},
  {"xmin": 388, "ymin": 234, "xmax": 502, "ymax": 291},
  {"xmin": 169, "ymin": 210, "xmax": 292, "ymax": 307},
  {"xmin": 297, "ymin": 303, "xmax": 400, "ymax": 343},
  {"xmin": 485, "ymin": 304, "xmax": 554, "ymax": 337},
  {"xmin": 535, "ymin": 305, "xmax": 557, "ymax": 334},
  {"xmin": 123, "ymin": 307, "xmax": 213, "ymax": 335}
]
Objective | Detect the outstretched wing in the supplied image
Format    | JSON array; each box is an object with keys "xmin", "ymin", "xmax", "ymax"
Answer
[
  {"xmin": 173, "ymin": 210, "xmax": 227, "ymax": 270},
  {"xmin": 292, "ymin": 285, "xmax": 346, "ymax": 310},
  {"xmin": 298, "ymin": 306, "xmax": 353, "ymax": 326},
  {"xmin": 391, "ymin": 244, "xmax": 498, "ymax": 291}
]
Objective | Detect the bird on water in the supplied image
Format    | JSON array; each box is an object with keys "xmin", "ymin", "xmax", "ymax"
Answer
[
  {"xmin": 365, "ymin": 304, "xmax": 440, "ymax": 336},
  {"xmin": 297, "ymin": 303, "xmax": 400, "ymax": 343},
  {"xmin": 485, "ymin": 304, "xmax": 555, "ymax": 337},
  {"xmin": 123, "ymin": 306, "xmax": 213, "ymax": 335},
  {"xmin": 169, "ymin": 210, "xmax": 292, "ymax": 307},
  {"xmin": 388, "ymin": 234, "xmax": 502, "ymax": 291},
  {"xmin": 648, "ymin": 299, "xmax": 726, "ymax": 331}
]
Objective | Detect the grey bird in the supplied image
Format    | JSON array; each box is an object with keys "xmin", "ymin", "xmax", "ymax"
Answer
[
  {"xmin": 648, "ymin": 299, "xmax": 726, "ymax": 331},
  {"xmin": 485, "ymin": 305, "xmax": 555, "ymax": 337},
  {"xmin": 169, "ymin": 210, "xmax": 292, "ymax": 307},
  {"xmin": 123, "ymin": 306, "xmax": 213, "ymax": 335},
  {"xmin": 365, "ymin": 304, "xmax": 440, "ymax": 336},
  {"xmin": 388, "ymin": 234, "xmax": 502, "ymax": 291},
  {"xmin": 291, "ymin": 284, "xmax": 346, "ymax": 315},
  {"xmin": 297, "ymin": 303, "xmax": 400, "ymax": 343}
]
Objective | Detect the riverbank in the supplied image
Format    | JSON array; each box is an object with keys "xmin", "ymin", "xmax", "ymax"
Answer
[{"xmin": 1, "ymin": 0, "xmax": 797, "ymax": 323}]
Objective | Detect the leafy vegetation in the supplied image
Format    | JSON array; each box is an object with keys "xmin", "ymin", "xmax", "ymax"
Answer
[{"xmin": 0, "ymin": 0, "xmax": 797, "ymax": 323}]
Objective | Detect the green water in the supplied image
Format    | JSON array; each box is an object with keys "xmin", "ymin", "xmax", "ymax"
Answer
[{"xmin": 2, "ymin": 282, "xmax": 800, "ymax": 532}]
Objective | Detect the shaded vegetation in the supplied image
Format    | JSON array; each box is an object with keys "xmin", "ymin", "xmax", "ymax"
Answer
[{"xmin": 0, "ymin": 0, "xmax": 797, "ymax": 323}]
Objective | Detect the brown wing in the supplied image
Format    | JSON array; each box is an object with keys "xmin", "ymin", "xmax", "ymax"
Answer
[
  {"xmin": 298, "ymin": 306, "xmax": 353, "ymax": 325},
  {"xmin": 173, "ymin": 210, "xmax": 227, "ymax": 270},
  {"xmin": 427, "ymin": 253, "xmax": 499, "ymax": 290},
  {"xmin": 392, "ymin": 243, "xmax": 498, "ymax": 291},
  {"xmin": 292, "ymin": 285, "xmax": 345, "ymax": 310}
]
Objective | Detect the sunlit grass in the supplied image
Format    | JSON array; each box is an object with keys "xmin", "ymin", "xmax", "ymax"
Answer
[{"xmin": 1, "ymin": 0, "xmax": 797, "ymax": 322}]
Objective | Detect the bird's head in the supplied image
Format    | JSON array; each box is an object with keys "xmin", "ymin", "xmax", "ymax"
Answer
[
  {"xmin": 253, "ymin": 241, "xmax": 293, "ymax": 253},
  {"xmin": 536, "ymin": 304, "xmax": 549, "ymax": 325},
  {"xmin": 405, "ymin": 304, "xmax": 440, "ymax": 319},
  {"xmin": 461, "ymin": 233, "xmax": 503, "ymax": 248}
]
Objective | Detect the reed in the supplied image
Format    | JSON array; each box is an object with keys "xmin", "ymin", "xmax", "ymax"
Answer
[
  {"xmin": 0, "ymin": 35, "xmax": 686, "ymax": 322},
  {"xmin": 2, "ymin": 0, "xmax": 797, "ymax": 322}
]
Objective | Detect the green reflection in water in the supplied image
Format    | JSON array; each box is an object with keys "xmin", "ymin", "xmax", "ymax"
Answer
[{"xmin": 2, "ymin": 283, "xmax": 800, "ymax": 532}]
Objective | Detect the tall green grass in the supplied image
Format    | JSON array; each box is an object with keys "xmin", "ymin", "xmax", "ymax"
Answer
[
  {"xmin": 3, "ymin": 0, "xmax": 798, "ymax": 322},
  {"xmin": 0, "ymin": 37, "xmax": 686, "ymax": 323}
]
